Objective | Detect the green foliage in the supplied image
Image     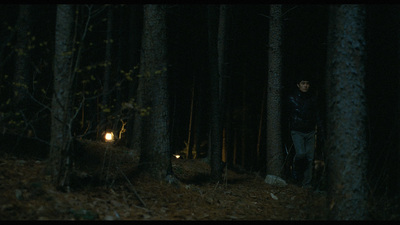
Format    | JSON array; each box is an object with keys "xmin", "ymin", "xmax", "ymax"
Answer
[
  {"xmin": 121, "ymin": 69, "xmax": 133, "ymax": 81},
  {"xmin": 139, "ymin": 107, "xmax": 151, "ymax": 117},
  {"xmin": 0, "ymin": 110, "xmax": 25, "ymax": 130}
]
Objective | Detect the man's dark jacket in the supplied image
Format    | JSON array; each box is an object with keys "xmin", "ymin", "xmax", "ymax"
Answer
[{"xmin": 288, "ymin": 90, "xmax": 323, "ymax": 134}]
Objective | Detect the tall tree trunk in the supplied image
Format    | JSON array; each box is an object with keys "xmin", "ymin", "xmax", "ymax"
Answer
[
  {"xmin": 207, "ymin": 4, "xmax": 220, "ymax": 176},
  {"xmin": 266, "ymin": 4, "xmax": 284, "ymax": 178},
  {"xmin": 136, "ymin": 5, "xmax": 171, "ymax": 180},
  {"xmin": 219, "ymin": 5, "xmax": 229, "ymax": 165},
  {"xmin": 193, "ymin": 79, "xmax": 201, "ymax": 159},
  {"xmin": 395, "ymin": 4, "xmax": 400, "ymax": 200},
  {"xmin": 241, "ymin": 74, "xmax": 246, "ymax": 167},
  {"xmin": 128, "ymin": 6, "xmax": 142, "ymax": 100},
  {"xmin": 48, "ymin": 4, "xmax": 75, "ymax": 191},
  {"xmin": 131, "ymin": 5, "xmax": 146, "ymax": 154},
  {"xmin": 326, "ymin": 4, "xmax": 368, "ymax": 220},
  {"xmin": 208, "ymin": 4, "xmax": 227, "ymax": 182},
  {"xmin": 186, "ymin": 82, "xmax": 194, "ymax": 159},
  {"xmin": 13, "ymin": 4, "xmax": 32, "ymax": 108},
  {"xmin": 127, "ymin": 5, "xmax": 142, "ymax": 149},
  {"xmin": 257, "ymin": 79, "xmax": 267, "ymax": 161},
  {"xmin": 100, "ymin": 5, "xmax": 113, "ymax": 129},
  {"xmin": 398, "ymin": 69, "xmax": 400, "ymax": 197},
  {"xmin": 223, "ymin": 6, "xmax": 233, "ymax": 166}
]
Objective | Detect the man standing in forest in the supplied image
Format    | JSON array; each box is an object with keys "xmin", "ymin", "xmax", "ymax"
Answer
[{"xmin": 288, "ymin": 76, "xmax": 324, "ymax": 189}]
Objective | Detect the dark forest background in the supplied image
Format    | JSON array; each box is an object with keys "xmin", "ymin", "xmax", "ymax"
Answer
[{"xmin": 0, "ymin": 4, "xmax": 399, "ymax": 199}]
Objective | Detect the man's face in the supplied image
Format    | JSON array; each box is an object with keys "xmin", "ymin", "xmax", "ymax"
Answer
[{"xmin": 297, "ymin": 80, "xmax": 310, "ymax": 93}]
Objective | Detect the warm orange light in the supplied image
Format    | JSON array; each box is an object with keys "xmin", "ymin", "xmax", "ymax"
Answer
[
  {"xmin": 173, "ymin": 154, "xmax": 181, "ymax": 159},
  {"xmin": 105, "ymin": 132, "xmax": 114, "ymax": 142}
]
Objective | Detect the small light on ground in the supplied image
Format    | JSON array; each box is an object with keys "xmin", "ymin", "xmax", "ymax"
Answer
[{"xmin": 105, "ymin": 132, "xmax": 114, "ymax": 142}]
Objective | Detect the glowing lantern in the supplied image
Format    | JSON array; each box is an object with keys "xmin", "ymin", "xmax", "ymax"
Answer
[
  {"xmin": 173, "ymin": 154, "xmax": 180, "ymax": 159},
  {"xmin": 104, "ymin": 132, "xmax": 114, "ymax": 142}
]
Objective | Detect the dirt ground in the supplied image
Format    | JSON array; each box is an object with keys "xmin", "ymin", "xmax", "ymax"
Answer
[{"xmin": 0, "ymin": 140, "xmax": 398, "ymax": 221}]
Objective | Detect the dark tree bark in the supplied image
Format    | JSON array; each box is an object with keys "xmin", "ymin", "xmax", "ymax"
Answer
[
  {"xmin": 395, "ymin": 4, "xmax": 400, "ymax": 200},
  {"xmin": 127, "ymin": 5, "xmax": 142, "ymax": 149},
  {"xmin": 100, "ymin": 5, "xmax": 113, "ymax": 128},
  {"xmin": 135, "ymin": 5, "xmax": 172, "ymax": 180},
  {"xmin": 394, "ymin": 85, "xmax": 400, "ymax": 198},
  {"xmin": 13, "ymin": 4, "xmax": 32, "ymax": 108},
  {"xmin": 241, "ymin": 73, "xmax": 246, "ymax": 167},
  {"xmin": 218, "ymin": 5, "xmax": 229, "ymax": 165},
  {"xmin": 131, "ymin": 7, "xmax": 149, "ymax": 158},
  {"xmin": 186, "ymin": 82, "xmax": 194, "ymax": 159},
  {"xmin": 193, "ymin": 81, "xmax": 202, "ymax": 159},
  {"xmin": 266, "ymin": 4, "xmax": 284, "ymax": 178},
  {"xmin": 206, "ymin": 6, "xmax": 218, "ymax": 166},
  {"xmin": 218, "ymin": 5, "xmax": 228, "ymax": 108},
  {"xmin": 326, "ymin": 4, "xmax": 369, "ymax": 220},
  {"xmin": 398, "ymin": 10, "xmax": 400, "ymax": 198},
  {"xmin": 208, "ymin": 4, "xmax": 226, "ymax": 182},
  {"xmin": 128, "ymin": 6, "xmax": 142, "ymax": 100},
  {"xmin": 222, "ymin": 6, "xmax": 233, "ymax": 167},
  {"xmin": 48, "ymin": 4, "xmax": 75, "ymax": 190}
]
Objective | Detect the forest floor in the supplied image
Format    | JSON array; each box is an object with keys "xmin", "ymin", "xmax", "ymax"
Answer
[{"xmin": 0, "ymin": 139, "xmax": 399, "ymax": 221}]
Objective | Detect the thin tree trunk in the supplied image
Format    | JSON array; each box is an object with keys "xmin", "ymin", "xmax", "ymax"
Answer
[
  {"xmin": 128, "ymin": 6, "xmax": 142, "ymax": 100},
  {"xmin": 257, "ymin": 80, "xmax": 267, "ymax": 160},
  {"xmin": 13, "ymin": 4, "xmax": 32, "ymax": 108},
  {"xmin": 207, "ymin": 5, "xmax": 222, "ymax": 182},
  {"xmin": 193, "ymin": 82, "xmax": 201, "ymax": 159},
  {"xmin": 48, "ymin": 4, "xmax": 75, "ymax": 191},
  {"xmin": 186, "ymin": 81, "xmax": 194, "ymax": 159},
  {"xmin": 127, "ymin": 5, "xmax": 142, "ymax": 149},
  {"xmin": 115, "ymin": 7, "xmax": 124, "ymax": 106},
  {"xmin": 233, "ymin": 129, "xmax": 237, "ymax": 165},
  {"xmin": 241, "ymin": 74, "xmax": 246, "ymax": 167},
  {"xmin": 398, "ymin": 71, "xmax": 400, "ymax": 197},
  {"xmin": 396, "ymin": 5, "xmax": 400, "ymax": 199},
  {"xmin": 266, "ymin": 4, "xmax": 283, "ymax": 178},
  {"xmin": 209, "ymin": 4, "xmax": 228, "ymax": 182},
  {"xmin": 101, "ymin": 6, "xmax": 113, "ymax": 129},
  {"xmin": 218, "ymin": 5, "xmax": 227, "ymax": 106},
  {"xmin": 219, "ymin": 5, "xmax": 229, "ymax": 165}
]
